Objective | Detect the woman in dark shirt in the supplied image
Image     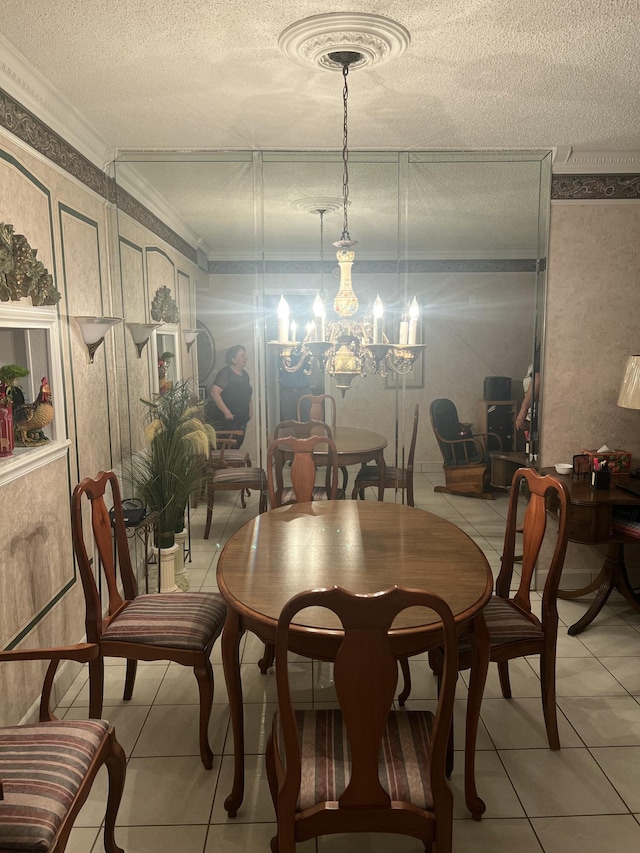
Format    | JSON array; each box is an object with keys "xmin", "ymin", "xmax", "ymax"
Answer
[{"xmin": 209, "ymin": 345, "xmax": 253, "ymax": 447}]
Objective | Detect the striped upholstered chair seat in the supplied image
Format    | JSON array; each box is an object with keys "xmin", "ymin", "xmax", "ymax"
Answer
[
  {"xmin": 210, "ymin": 448, "xmax": 250, "ymax": 467},
  {"xmin": 100, "ymin": 592, "xmax": 227, "ymax": 649},
  {"xmin": 211, "ymin": 467, "xmax": 266, "ymax": 487},
  {"xmin": 0, "ymin": 719, "xmax": 111, "ymax": 851},
  {"xmin": 275, "ymin": 709, "xmax": 435, "ymax": 811},
  {"xmin": 204, "ymin": 464, "xmax": 268, "ymax": 539},
  {"xmin": 458, "ymin": 596, "xmax": 543, "ymax": 653}
]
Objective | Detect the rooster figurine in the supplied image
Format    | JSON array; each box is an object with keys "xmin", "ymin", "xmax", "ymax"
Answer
[{"xmin": 14, "ymin": 376, "xmax": 54, "ymax": 445}]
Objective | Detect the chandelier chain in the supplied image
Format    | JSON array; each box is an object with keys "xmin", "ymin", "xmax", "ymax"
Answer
[
  {"xmin": 319, "ymin": 209, "xmax": 326, "ymax": 300},
  {"xmin": 341, "ymin": 62, "xmax": 351, "ymax": 242}
]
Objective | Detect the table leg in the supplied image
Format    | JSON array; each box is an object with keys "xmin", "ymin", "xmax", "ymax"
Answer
[
  {"xmin": 221, "ymin": 607, "xmax": 245, "ymax": 817},
  {"xmin": 557, "ymin": 570, "xmax": 605, "ymax": 600},
  {"xmin": 567, "ymin": 543, "xmax": 640, "ymax": 636},
  {"xmin": 377, "ymin": 452, "xmax": 386, "ymax": 502},
  {"xmin": 465, "ymin": 611, "xmax": 489, "ymax": 820}
]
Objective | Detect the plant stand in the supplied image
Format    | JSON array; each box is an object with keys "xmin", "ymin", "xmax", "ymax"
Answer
[
  {"xmin": 174, "ymin": 528, "xmax": 191, "ymax": 591},
  {"xmin": 151, "ymin": 543, "xmax": 180, "ymax": 593}
]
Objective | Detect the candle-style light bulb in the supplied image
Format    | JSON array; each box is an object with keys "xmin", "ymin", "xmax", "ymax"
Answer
[
  {"xmin": 277, "ymin": 296, "xmax": 290, "ymax": 343},
  {"xmin": 290, "ymin": 320, "xmax": 297, "ymax": 343},
  {"xmin": 373, "ymin": 294, "xmax": 384, "ymax": 344},
  {"xmin": 408, "ymin": 296, "xmax": 420, "ymax": 345},
  {"xmin": 399, "ymin": 303, "xmax": 409, "ymax": 346},
  {"xmin": 313, "ymin": 293, "xmax": 326, "ymax": 342}
]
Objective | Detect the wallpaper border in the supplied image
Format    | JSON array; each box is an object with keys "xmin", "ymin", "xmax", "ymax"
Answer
[
  {"xmin": 551, "ymin": 174, "xmax": 640, "ymax": 200},
  {"xmin": 2, "ymin": 86, "xmax": 640, "ymax": 270},
  {"xmin": 0, "ymin": 86, "xmax": 197, "ymax": 264}
]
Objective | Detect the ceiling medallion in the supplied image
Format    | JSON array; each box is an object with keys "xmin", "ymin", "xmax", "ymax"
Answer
[
  {"xmin": 290, "ymin": 197, "xmax": 344, "ymax": 215},
  {"xmin": 278, "ymin": 13, "xmax": 410, "ymax": 71}
]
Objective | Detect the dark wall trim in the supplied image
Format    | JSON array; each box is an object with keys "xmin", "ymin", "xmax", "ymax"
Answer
[
  {"xmin": 209, "ymin": 258, "xmax": 540, "ymax": 275},
  {"xmin": 0, "ymin": 87, "xmax": 113, "ymax": 200},
  {"xmin": 552, "ymin": 174, "xmax": 640, "ymax": 200}
]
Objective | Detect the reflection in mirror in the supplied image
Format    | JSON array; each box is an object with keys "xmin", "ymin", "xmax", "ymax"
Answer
[{"xmin": 114, "ymin": 150, "xmax": 551, "ymax": 488}]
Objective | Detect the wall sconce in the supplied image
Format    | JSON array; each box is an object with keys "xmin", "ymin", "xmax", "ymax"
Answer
[
  {"xmin": 127, "ymin": 322, "xmax": 161, "ymax": 358},
  {"xmin": 182, "ymin": 329, "xmax": 200, "ymax": 353},
  {"xmin": 75, "ymin": 316, "xmax": 122, "ymax": 363}
]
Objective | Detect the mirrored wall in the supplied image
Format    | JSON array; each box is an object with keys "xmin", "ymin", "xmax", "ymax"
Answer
[{"xmin": 114, "ymin": 150, "xmax": 551, "ymax": 479}]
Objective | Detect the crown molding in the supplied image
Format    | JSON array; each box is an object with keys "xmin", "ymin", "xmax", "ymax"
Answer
[
  {"xmin": 114, "ymin": 160, "xmax": 213, "ymax": 256},
  {"xmin": 553, "ymin": 147, "xmax": 640, "ymax": 175},
  {"xmin": 0, "ymin": 33, "xmax": 110, "ymax": 168}
]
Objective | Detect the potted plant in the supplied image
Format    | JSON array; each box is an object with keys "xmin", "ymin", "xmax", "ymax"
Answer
[
  {"xmin": 0, "ymin": 364, "xmax": 29, "ymax": 457},
  {"xmin": 128, "ymin": 380, "xmax": 216, "ymax": 590}
]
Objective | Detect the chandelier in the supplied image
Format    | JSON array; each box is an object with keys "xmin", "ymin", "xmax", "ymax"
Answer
[{"xmin": 270, "ymin": 45, "xmax": 424, "ymax": 395}]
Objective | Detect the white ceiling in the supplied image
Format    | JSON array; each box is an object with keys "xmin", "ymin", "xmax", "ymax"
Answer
[
  {"xmin": 1, "ymin": 1, "xmax": 638, "ymax": 257},
  {"xmin": 2, "ymin": 0, "xmax": 639, "ymax": 153}
]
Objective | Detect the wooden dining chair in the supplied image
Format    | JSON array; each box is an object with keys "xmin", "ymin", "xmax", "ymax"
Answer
[
  {"xmin": 193, "ymin": 428, "xmax": 251, "ymax": 509},
  {"xmin": 265, "ymin": 585, "xmax": 459, "ymax": 853},
  {"xmin": 0, "ymin": 642, "xmax": 126, "ymax": 853},
  {"xmin": 352, "ymin": 403, "xmax": 419, "ymax": 506},
  {"xmin": 71, "ymin": 470, "xmax": 228, "ymax": 769},
  {"xmin": 401, "ymin": 467, "xmax": 570, "ymax": 751},
  {"xmin": 267, "ymin": 434, "xmax": 339, "ymax": 508},
  {"xmin": 203, "ymin": 441, "xmax": 268, "ymax": 539}
]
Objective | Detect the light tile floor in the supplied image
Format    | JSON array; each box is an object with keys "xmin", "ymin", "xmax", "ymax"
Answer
[{"xmin": 61, "ymin": 472, "xmax": 640, "ymax": 852}]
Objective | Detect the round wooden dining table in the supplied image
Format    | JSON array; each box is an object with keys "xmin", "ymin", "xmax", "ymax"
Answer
[
  {"xmin": 305, "ymin": 425, "xmax": 388, "ymax": 499},
  {"xmin": 217, "ymin": 500, "xmax": 493, "ymax": 820}
]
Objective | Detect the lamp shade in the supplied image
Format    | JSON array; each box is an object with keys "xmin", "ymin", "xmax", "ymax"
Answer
[
  {"xmin": 75, "ymin": 316, "xmax": 122, "ymax": 363},
  {"xmin": 127, "ymin": 322, "xmax": 160, "ymax": 357},
  {"xmin": 182, "ymin": 329, "xmax": 200, "ymax": 352},
  {"xmin": 76, "ymin": 316, "xmax": 121, "ymax": 345},
  {"xmin": 617, "ymin": 355, "xmax": 640, "ymax": 409},
  {"xmin": 128, "ymin": 322, "xmax": 161, "ymax": 345}
]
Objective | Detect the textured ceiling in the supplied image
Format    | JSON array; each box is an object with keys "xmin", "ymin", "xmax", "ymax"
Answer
[
  {"xmin": 1, "ymin": 1, "xmax": 638, "ymax": 256},
  {"xmin": 2, "ymin": 0, "xmax": 638, "ymax": 152}
]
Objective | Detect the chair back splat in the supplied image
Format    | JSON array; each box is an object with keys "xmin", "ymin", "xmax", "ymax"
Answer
[
  {"xmin": 266, "ymin": 585, "xmax": 458, "ymax": 852},
  {"xmin": 72, "ymin": 471, "xmax": 135, "ymax": 639},
  {"xmin": 296, "ymin": 394, "xmax": 337, "ymax": 431},
  {"xmin": 267, "ymin": 434, "xmax": 339, "ymax": 508}
]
